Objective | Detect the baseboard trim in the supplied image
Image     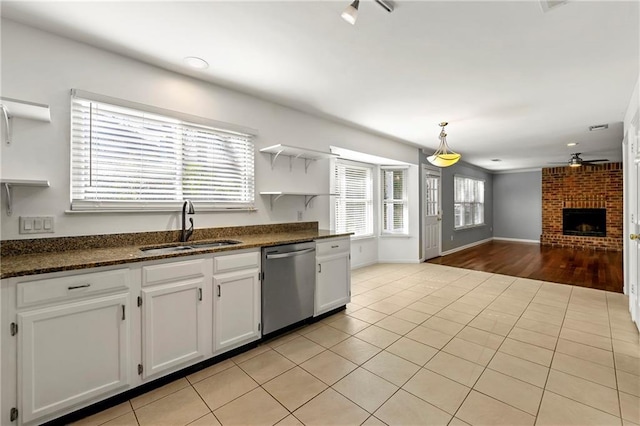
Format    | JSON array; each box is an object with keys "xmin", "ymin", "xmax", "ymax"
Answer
[
  {"xmin": 351, "ymin": 260, "xmax": 378, "ymax": 270},
  {"xmin": 440, "ymin": 238, "xmax": 493, "ymax": 256},
  {"xmin": 377, "ymin": 259, "xmax": 422, "ymax": 264},
  {"xmin": 493, "ymin": 237, "xmax": 540, "ymax": 244}
]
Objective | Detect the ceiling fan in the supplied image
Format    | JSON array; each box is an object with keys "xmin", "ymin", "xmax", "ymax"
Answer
[{"xmin": 550, "ymin": 153, "xmax": 609, "ymax": 168}]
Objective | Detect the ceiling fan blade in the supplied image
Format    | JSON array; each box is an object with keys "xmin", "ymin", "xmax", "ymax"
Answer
[
  {"xmin": 548, "ymin": 162, "xmax": 569, "ymax": 164},
  {"xmin": 582, "ymin": 159, "xmax": 609, "ymax": 163}
]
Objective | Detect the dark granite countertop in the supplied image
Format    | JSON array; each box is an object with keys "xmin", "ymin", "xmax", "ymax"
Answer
[{"xmin": 0, "ymin": 223, "xmax": 351, "ymax": 279}]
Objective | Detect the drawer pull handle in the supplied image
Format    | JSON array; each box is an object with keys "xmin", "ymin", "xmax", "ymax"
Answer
[
  {"xmin": 217, "ymin": 285, "xmax": 221, "ymax": 297},
  {"xmin": 121, "ymin": 305, "xmax": 126, "ymax": 320},
  {"xmin": 331, "ymin": 245, "xmax": 339, "ymax": 248},
  {"xmin": 68, "ymin": 284, "xmax": 91, "ymax": 290},
  {"xmin": 198, "ymin": 288, "xmax": 203, "ymax": 301},
  {"xmin": 318, "ymin": 263, "xmax": 322, "ymax": 273}
]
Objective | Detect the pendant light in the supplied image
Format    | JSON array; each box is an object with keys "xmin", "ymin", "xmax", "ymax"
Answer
[
  {"xmin": 341, "ymin": 0, "xmax": 360, "ymax": 25},
  {"xmin": 426, "ymin": 122, "xmax": 461, "ymax": 167}
]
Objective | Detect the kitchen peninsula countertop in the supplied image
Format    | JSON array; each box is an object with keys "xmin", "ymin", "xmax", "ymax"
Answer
[{"xmin": 1, "ymin": 222, "xmax": 351, "ymax": 279}]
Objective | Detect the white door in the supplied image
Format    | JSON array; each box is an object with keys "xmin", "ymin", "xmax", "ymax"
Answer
[
  {"xmin": 423, "ymin": 166, "xmax": 442, "ymax": 260},
  {"xmin": 627, "ymin": 126, "xmax": 640, "ymax": 329},
  {"xmin": 142, "ymin": 279, "xmax": 205, "ymax": 378},
  {"xmin": 18, "ymin": 294, "xmax": 129, "ymax": 424},
  {"xmin": 214, "ymin": 270, "xmax": 261, "ymax": 353}
]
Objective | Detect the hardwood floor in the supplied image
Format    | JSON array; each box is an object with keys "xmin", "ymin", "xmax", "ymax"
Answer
[{"xmin": 426, "ymin": 240, "xmax": 624, "ymax": 293}]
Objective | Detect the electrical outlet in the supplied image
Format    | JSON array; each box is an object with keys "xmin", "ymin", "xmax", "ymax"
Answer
[
  {"xmin": 297, "ymin": 211, "xmax": 303, "ymax": 221},
  {"xmin": 20, "ymin": 216, "xmax": 55, "ymax": 234},
  {"xmin": 450, "ymin": 235, "xmax": 454, "ymax": 241},
  {"xmin": 359, "ymin": 245, "xmax": 362, "ymax": 253}
]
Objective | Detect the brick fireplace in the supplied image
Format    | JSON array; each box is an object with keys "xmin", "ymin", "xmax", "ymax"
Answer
[{"xmin": 540, "ymin": 163, "xmax": 622, "ymax": 251}]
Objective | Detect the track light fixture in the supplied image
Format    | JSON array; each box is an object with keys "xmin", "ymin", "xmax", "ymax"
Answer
[
  {"xmin": 341, "ymin": 0, "xmax": 359, "ymax": 25},
  {"xmin": 341, "ymin": 0, "xmax": 394, "ymax": 25},
  {"xmin": 426, "ymin": 122, "xmax": 461, "ymax": 168}
]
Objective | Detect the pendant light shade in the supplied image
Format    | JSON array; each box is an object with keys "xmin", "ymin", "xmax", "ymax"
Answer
[
  {"xmin": 341, "ymin": 0, "xmax": 359, "ymax": 25},
  {"xmin": 427, "ymin": 122, "xmax": 461, "ymax": 168}
]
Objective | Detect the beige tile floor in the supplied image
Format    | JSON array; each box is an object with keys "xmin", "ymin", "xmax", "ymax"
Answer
[{"xmin": 74, "ymin": 263, "xmax": 640, "ymax": 426}]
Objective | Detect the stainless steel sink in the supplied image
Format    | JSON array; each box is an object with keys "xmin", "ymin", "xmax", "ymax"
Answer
[
  {"xmin": 191, "ymin": 240, "xmax": 242, "ymax": 249},
  {"xmin": 140, "ymin": 245, "xmax": 195, "ymax": 255},
  {"xmin": 140, "ymin": 240, "xmax": 242, "ymax": 255}
]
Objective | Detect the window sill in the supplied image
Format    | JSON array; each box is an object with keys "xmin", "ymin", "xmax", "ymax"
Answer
[
  {"xmin": 454, "ymin": 224, "xmax": 486, "ymax": 231},
  {"xmin": 380, "ymin": 233, "xmax": 411, "ymax": 239}
]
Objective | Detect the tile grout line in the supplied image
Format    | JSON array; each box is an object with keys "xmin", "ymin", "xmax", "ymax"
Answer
[
  {"xmin": 605, "ymin": 291, "xmax": 624, "ymax": 421},
  {"xmin": 448, "ymin": 276, "xmax": 544, "ymax": 423},
  {"xmin": 326, "ymin": 267, "xmax": 486, "ymax": 423},
  {"xmin": 532, "ymin": 282, "xmax": 573, "ymax": 424}
]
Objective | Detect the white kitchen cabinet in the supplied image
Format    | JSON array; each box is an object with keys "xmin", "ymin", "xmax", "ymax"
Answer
[
  {"xmin": 213, "ymin": 250, "xmax": 261, "ymax": 353},
  {"xmin": 315, "ymin": 237, "xmax": 351, "ymax": 316},
  {"xmin": 141, "ymin": 259, "xmax": 208, "ymax": 379},
  {"xmin": 18, "ymin": 293, "xmax": 129, "ymax": 424}
]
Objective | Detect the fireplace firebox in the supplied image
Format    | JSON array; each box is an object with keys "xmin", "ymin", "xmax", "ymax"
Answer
[{"xmin": 562, "ymin": 208, "xmax": 606, "ymax": 237}]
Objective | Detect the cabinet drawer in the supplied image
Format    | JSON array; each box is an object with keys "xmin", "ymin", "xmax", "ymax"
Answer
[
  {"xmin": 213, "ymin": 251, "xmax": 260, "ymax": 274},
  {"xmin": 143, "ymin": 258, "xmax": 206, "ymax": 286},
  {"xmin": 17, "ymin": 268, "xmax": 130, "ymax": 308},
  {"xmin": 316, "ymin": 238, "xmax": 350, "ymax": 257}
]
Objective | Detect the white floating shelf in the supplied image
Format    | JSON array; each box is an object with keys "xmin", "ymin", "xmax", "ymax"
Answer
[
  {"xmin": 1, "ymin": 179, "xmax": 50, "ymax": 216},
  {"xmin": 259, "ymin": 191, "xmax": 337, "ymax": 210},
  {"xmin": 260, "ymin": 144, "xmax": 339, "ymax": 173},
  {"xmin": 1, "ymin": 179, "xmax": 50, "ymax": 187},
  {"xmin": 0, "ymin": 97, "xmax": 52, "ymax": 145}
]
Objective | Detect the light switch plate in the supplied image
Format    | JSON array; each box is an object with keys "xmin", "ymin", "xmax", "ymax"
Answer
[{"xmin": 19, "ymin": 216, "xmax": 55, "ymax": 234}]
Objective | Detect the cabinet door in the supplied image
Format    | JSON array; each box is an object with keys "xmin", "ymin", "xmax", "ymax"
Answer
[
  {"xmin": 18, "ymin": 294, "xmax": 129, "ymax": 424},
  {"xmin": 315, "ymin": 253, "xmax": 351, "ymax": 316},
  {"xmin": 142, "ymin": 278, "xmax": 205, "ymax": 378},
  {"xmin": 214, "ymin": 270, "xmax": 261, "ymax": 353}
]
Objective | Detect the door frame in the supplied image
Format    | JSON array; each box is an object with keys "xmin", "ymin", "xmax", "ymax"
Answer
[
  {"xmin": 421, "ymin": 164, "xmax": 442, "ymax": 261},
  {"xmin": 622, "ymin": 126, "xmax": 640, "ymax": 330},
  {"xmin": 624, "ymin": 104, "xmax": 640, "ymax": 330}
]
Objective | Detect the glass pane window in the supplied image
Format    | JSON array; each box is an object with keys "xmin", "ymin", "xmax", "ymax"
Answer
[
  {"xmin": 71, "ymin": 94, "xmax": 254, "ymax": 211},
  {"xmin": 454, "ymin": 176, "xmax": 485, "ymax": 228},
  {"xmin": 334, "ymin": 161, "xmax": 373, "ymax": 237},
  {"xmin": 425, "ymin": 175, "xmax": 439, "ymax": 217},
  {"xmin": 382, "ymin": 168, "xmax": 408, "ymax": 235}
]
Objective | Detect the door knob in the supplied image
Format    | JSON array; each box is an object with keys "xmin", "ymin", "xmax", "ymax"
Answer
[{"xmin": 631, "ymin": 234, "xmax": 640, "ymax": 240}]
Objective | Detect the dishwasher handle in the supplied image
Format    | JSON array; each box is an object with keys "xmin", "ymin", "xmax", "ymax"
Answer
[{"xmin": 265, "ymin": 247, "xmax": 315, "ymax": 259}]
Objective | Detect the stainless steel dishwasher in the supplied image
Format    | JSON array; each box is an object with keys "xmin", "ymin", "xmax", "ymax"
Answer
[{"xmin": 262, "ymin": 241, "xmax": 316, "ymax": 335}]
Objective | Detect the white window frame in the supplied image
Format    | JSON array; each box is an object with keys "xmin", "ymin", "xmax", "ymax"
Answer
[
  {"xmin": 381, "ymin": 166, "xmax": 409, "ymax": 235},
  {"xmin": 454, "ymin": 175, "xmax": 485, "ymax": 229},
  {"xmin": 69, "ymin": 89, "xmax": 257, "ymax": 212},
  {"xmin": 333, "ymin": 159, "xmax": 374, "ymax": 238}
]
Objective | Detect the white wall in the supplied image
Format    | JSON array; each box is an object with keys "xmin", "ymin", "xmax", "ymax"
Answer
[
  {"xmin": 0, "ymin": 18, "xmax": 419, "ymax": 259},
  {"xmin": 351, "ymin": 238, "xmax": 379, "ymax": 269}
]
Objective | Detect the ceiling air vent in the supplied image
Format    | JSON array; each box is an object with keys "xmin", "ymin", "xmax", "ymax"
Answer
[
  {"xmin": 588, "ymin": 124, "xmax": 609, "ymax": 132},
  {"xmin": 539, "ymin": 0, "xmax": 569, "ymax": 13}
]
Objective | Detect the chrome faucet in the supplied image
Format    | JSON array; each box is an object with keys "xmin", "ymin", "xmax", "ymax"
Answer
[{"xmin": 181, "ymin": 199, "xmax": 195, "ymax": 242}]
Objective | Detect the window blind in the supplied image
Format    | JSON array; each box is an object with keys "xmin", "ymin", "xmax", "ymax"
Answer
[
  {"xmin": 454, "ymin": 176, "xmax": 485, "ymax": 228},
  {"xmin": 70, "ymin": 95, "xmax": 254, "ymax": 211},
  {"xmin": 334, "ymin": 161, "xmax": 373, "ymax": 237},
  {"xmin": 381, "ymin": 168, "xmax": 408, "ymax": 234}
]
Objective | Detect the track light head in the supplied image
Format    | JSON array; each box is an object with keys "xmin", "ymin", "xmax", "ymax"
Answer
[
  {"xmin": 374, "ymin": 0, "xmax": 394, "ymax": 13},
  {"xmin": 341, "ymin": 0, "xmax": 359, "ymax": 25}
]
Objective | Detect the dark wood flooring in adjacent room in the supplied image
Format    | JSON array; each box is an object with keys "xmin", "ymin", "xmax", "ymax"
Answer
[{"xmin": 426, "ymin": 240, "xmax": 624, "ymax": 293}]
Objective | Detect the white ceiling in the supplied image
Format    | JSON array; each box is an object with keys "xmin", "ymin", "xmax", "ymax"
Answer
[{"xmin": 2, "ymin": 0, "xmax": 638, "ymax": 170}]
